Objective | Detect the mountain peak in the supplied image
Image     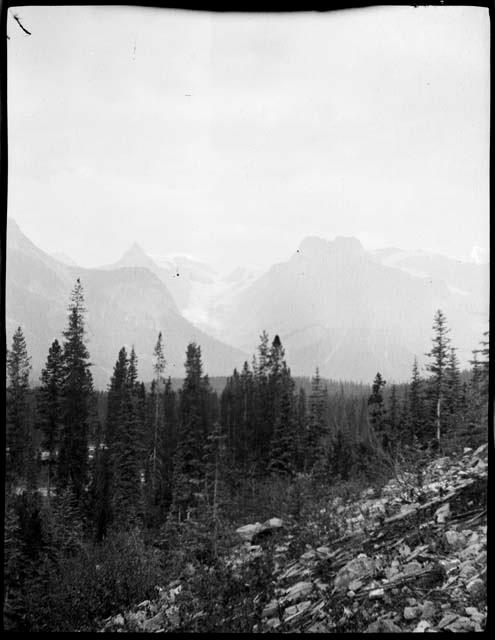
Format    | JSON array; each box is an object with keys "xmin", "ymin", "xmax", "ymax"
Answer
[
  {"xmin": 330, "ymin": 236, "xmax": 365, "ymax": 254},
  {"xmin": 297, "ymin": 236, "xmax": 329, "ymax": 256},
  {"xmin": 118, "ymin": 242, "xmax": 154, "ymax": 266}
]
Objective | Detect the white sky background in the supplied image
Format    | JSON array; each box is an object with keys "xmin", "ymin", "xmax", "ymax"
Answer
[{"xmin": 7, "ymin": 5, "xmax": 490, "ymax": 274}]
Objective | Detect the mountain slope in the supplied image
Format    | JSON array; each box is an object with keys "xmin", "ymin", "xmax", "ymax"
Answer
[
  {"xmin": 6, "ymin": 219, "xmax": 247, "ymax": 388},
  {"xmin": 213, "ymin": 236, "xmax": 488, "ymax": 381}
]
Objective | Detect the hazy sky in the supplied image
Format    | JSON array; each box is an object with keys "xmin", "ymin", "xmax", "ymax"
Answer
[{"xmin": 7, "ymin": 5, "xmax": 489, "ymax": 274}]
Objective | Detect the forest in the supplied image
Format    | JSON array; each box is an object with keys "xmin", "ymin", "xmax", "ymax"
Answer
[{"xmin": 4, "ymin": 278, "xmax": 489, "ymax": 632}]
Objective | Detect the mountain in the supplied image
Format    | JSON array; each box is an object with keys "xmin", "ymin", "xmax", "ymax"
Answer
[
  {"xmin": 51, "ymin": 251, "xmax": 79, "ymax": 267},
  {"xmin": 6, "ymin": 219, "xmax": 247, "ymax": 388},
  {"xmin": 108, "ymin": 245, "xmax": 261, "ymax": 341},
  {"xmin": 212, "ymin": 236, "xmax": 488, "ymax": 382}
]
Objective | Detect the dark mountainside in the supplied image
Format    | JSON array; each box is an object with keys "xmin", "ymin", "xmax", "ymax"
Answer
[{"xmin": 6, "ymin": 219, "xmax": 247, "ymax": 387}]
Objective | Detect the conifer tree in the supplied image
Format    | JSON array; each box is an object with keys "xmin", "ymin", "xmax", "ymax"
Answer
[
  {"xmin": 444, "ymin": 347, "xmax": 462, "ymax": 451},
  {"xmin": 6, "ymin": 327, "xmax": 32, "ymax": 484},
  {"xmin": 106, "ymin": 347, "xmax": 143, "ymax": 528},
  {"xmin": 37, "ymin": 339, "xmax": 64, "ymax": 497},
  {"xmin": 388, "ymin": 384, "xmax": 400, "ymax": 452},
  {"xmin": 151, "ymin": 332, "xmax": 166, "ymax": 496},
  {"xmin": 170, "ymin": 343, "xmax": 211, "ymax": 522},
  {"xmin": 268, "ymin": 365, "xmax": 298, "ymax": 477},
  {"xmin": 368, "ymin": 372, "xmax": 388, "ymax": 450},
  {"xmin": 203, "ymin": 421, "xmax": 228, "ymax": 558},
  {"xmin": 409, "ymin": 357, "xmax": 426, "ymax": 443},
  {"xmin": 57, "ymin": 279, "xmax": 93, "ymax": 500},
  {"xmin": 305, "ymin": 368, "xmax": 327, "ymax": 473},
  {"xmin": 425, "ymin": 309, "xmax": 450, "ymax": 448}
]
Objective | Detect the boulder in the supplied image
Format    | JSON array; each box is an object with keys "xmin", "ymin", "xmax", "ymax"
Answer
[
  {"xmin": 466, "ymin": 578, "xmax": 486, "ymax": 601},
  {"xmin": 420, "ymin": 600, "xmax": 436, "ymax": 620},
  {"xmin": 263, "ymin": 517, "xmax": 283, "ymax": 530},
  {"xmin": 404, "ymin": 606, "xmax": 419, "ymax": 620},
  {"xmin": 235, "ymin": 522, "xmax": 263, "ymax": 542},
  {"xmin": 413, "ymin": 620, "xmax": 431, "ymax": 632},
  {"xmin": 113, "ymin": 613, "xmax": 125, "ymax": 627},
  {"xmin": 334, "ymin": 555, "xmax": 375, "ymax": 592}
]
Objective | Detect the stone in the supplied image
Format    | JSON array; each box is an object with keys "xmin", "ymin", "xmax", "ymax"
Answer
[
  {"xmin": 471, "ymin": 443, "xmax": 488, "ymax": 459},
  {"xmin": 113, "ymin": 614, "xmax": 125, "ymax": 627},
  {"xmin": 365, "ymin": 619, "xmax": 402, "ymax": 633},
  {"xmin": 349, "ymin": 579, "xmax": 363, "ymax": 591},
  {"xmin": 316, "ymin": 546, "xmax": 332, "ymax": 559},
  {"xmin": 235, "ymin": 522, "xmax": 263, "ymax": 542},
  {"xmin": 143, "ymin": 611, "xmax": 164, "ymax": 632},
  {"xmin": 263, "ymin": 517, "xmax": 283, "ymax": 530},
  {"xmin": 435, "ymin": 503, "xmax": 450, "ymax": 524},
  {"xmin": 334, "ymin": 555, "xmax": 375, "ymax": 592},
  {"xmin": 466, "ymin": 578, "xmax": 485, "ymax": 600},
  {"xmin": 300, "ymin": 549, "xmax": 316, "ymax": 563},
  {"xmin": 281, "ymin": 581, "xmax": 313, "ymax": 605},
  {"xmin": 414, "ymin": 620, "xmax": 431, "ymax": 632},
  {"xmin": 264, "ymin": 617, "xmax": 281, "ymax": 630},
  {"xmin": 420, "ymin": 601, "xmax": 435, "ymax": 620},
  {"xmin": 444, "ymin": 530, "xmax": 466, "ymax": 549},
  {"xmin": 369, "ymin": 588, "xmax": 384, "ymax": 599},
  {"xmin": 437, "ymin": 613, "xmax": 459, "ymax": 629},
  {"xmin": 262, "ymin": 599, "xmax": 279, "ymax": 618},
  {"xmin": 445, "ymin": 616, "xmax": 475, "ymax": 632},
  {"xmin": 459, "ymin": 562, "xmax": 477, "ymax": 581},
  {"xmin": 404, "ymin": 606, "xmax": 419, "ymax": 620},
  {"xmin": 403, "ymin": 561, "xmax": 422, "ymax": 575},
  {"xmin": 283, "ymin": 600, "xmax": 312, "ymax": 624}
]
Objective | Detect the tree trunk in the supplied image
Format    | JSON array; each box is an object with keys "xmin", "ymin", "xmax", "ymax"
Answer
[{"xmin": 436, "ymin": 396, "xmax": 441, "ymax": 445}]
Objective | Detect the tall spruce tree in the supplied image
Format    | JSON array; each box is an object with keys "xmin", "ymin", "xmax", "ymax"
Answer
[
  {"xmin": 170, "ymin": 343, "xmax": 211, "ymax": 522},
  {"xmin": 444, "ymin": 347, "xmax": 462, "ymax": 452},
  {"xmin": 37, "ymin": 339, "xmax": 64, "ymax": 498},
  {"xmin": 57, "ymin": 279, "xmax": 93, "ymax": 500},
  {"xmin": 112, "ymin": 347, "xmax": 143, "ymax": 528},
  {"xmin": 368, "ymin": 372, "xmax": 388, "ymax": 450},
  {"xmin": 425, "ymin": 309, "xmax": 450, "ymax": 448},
  {"xmin": 151, "ymin": 332, "xmax": 166, "ymax": 496},
  {"xmin": 388, "ymin": 384, "xmax": 400, "ymax": 452},
  {"xmin": 306, "ymin": 368, "xmax": 327, "ymax": 473},
  {"xmin": 6, "ymin": 327, "xmax": 32, "ymax": 484},
  {"xmin": 268, "ymin": 364, "xmax": 298, "ymax": 477},
  {"xmin": 409, "ymin": 357, "xmax": 427, "ymax": 443}
]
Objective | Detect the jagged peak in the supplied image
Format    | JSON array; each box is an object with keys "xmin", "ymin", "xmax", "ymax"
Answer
[{"xmin": 118, "ymin": 241, "xmax": 154, "ymax": 265}]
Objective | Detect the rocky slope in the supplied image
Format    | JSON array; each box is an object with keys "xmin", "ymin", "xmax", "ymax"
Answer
[{"xmin": 101, "ymin": 444, "xmax": 487, "ymax": 633}]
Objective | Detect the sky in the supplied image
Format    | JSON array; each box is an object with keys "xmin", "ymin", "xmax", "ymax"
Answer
[{"xmin": 7, "ymin": 5, "xmax": 490, "ymax": 274}]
